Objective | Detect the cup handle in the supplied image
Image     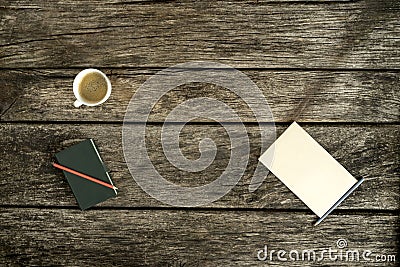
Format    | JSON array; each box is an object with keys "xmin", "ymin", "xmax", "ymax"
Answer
[{"xmin": 74, "ymin": 100, "xmax": 83, "ymax": 108}]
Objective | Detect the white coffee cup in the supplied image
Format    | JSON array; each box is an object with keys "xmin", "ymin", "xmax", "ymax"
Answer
[{"xmin": 73, "ymin": 69, "xmax": 112, "ymax": 107}]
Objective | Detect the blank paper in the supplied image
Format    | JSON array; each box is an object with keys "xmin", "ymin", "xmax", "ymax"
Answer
[{"xmin": 259, "ymin": 122, "xmax": 358, "ymax": 218}]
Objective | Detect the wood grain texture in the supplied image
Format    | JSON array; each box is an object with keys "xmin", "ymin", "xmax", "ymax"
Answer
[
  {"xmin": 1, "ymin": 208, "xmax": 398, "ymax": 266},
  {"xmin": 1, "ymin": 0, "xmax": 399, "ymax": 265},
  {"xmin": 1, "ymin": 123, "xmax": 398, "ymax": 209},
  {"xmin": 0, "ymin": 69, "xmax": 399, "ymax": 122},
  {"xmin": 1, "ymin": 0, "xmax": 399, "ymax": 68}
]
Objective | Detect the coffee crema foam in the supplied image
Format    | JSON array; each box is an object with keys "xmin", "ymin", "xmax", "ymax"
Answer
[{"xmin": 78, "ymin": 72, "xmax": 108, "ymax": 103}]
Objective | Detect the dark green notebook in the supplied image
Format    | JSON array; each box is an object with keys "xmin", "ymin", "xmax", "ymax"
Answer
[{"xmin": 55, "ymin": 139, "xmax": 117, "ymax": 210}]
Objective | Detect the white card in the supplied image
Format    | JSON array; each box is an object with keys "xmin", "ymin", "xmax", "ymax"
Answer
[{"xmin": 259, "ymin": 122, "xmax": 358, "ymax": 218}]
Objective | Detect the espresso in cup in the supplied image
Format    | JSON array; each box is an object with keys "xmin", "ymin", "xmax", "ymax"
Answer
[{"xmin": 73, "ymin": 69, "xmax": 111, "ymax": 107}]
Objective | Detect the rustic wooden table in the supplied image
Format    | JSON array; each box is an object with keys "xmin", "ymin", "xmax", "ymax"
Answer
[{"xmin": 1, "ymin": 0, "xmax": 399, "ymax": 266}]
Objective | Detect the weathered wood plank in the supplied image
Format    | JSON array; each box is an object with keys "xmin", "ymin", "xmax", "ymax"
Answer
[
  {"xmin": 1, "ymin": 0, "xmax": 399, "ymax": 68},
  {"xmin": 1, "ymin": 124, "xmax": 398, "ymax": 209},
  {"xmin": 0, "ymin": 69, "xmax": 398, "ymax": 122},
  {"xmin": 0, "ymin": 0, "xmax": 358, "ymax": 8},
  {"xmin": 0, "ymin": 208, "xmax": 398, "ymax": 266}
]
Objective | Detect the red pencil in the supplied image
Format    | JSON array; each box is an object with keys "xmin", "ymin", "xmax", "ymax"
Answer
[{"xmin": 52, "ymin": 162, "xmax": 118, "ymax": 190}]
